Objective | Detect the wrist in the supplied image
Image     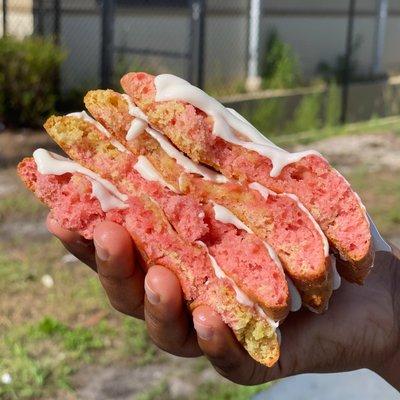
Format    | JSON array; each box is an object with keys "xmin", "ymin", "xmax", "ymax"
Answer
[{"xmin": 372, "ymin": 248, "xmax": 400, "ymax": 389}]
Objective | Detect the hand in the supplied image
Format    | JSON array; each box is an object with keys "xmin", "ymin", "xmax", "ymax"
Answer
[{"xmin": 46, "ymin": 214, "xmax": 400, "ymax": 387}]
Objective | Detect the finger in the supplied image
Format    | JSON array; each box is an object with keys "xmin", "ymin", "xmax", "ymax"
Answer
[
  {"xmin": 144, "ymin": 265, "xmax": 201, "ymax": 357},
  {"xmin": 94, "ymin": 221, "xmax": 145, "ymax": 319},
  {"xmin": 46, "ymin": 213, "xmax": 97, "ymax": 271},
  {"xmin": 192, "ymin": 306, "xmax": 277, "ymax": 385}
]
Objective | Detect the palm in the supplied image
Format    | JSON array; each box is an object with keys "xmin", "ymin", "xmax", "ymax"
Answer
[{"xmin": 250, "ymin": 252, "xmax": 397, "ymax": 384}]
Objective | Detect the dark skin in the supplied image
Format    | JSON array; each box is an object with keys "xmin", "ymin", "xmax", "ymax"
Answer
[{"xmin": 47, "ymin": 215, "xmax": 400, "ymax": 389}]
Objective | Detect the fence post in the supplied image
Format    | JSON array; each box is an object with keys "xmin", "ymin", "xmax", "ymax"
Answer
[
  {"xmin": 371, "ymin": 0, "xmax": 388, "ymax": 76},
  {"xmin": 53, "ymin": 0, "xmax": 61, "ymax": 98},
  {"xmin": 189, "ymin": 0, "xmax": 206, "ymax": 89},
  {"xmin": 341, "ymin": 0, "xmax": 356, "ymax": 124},
  {"xmin": 101, "ymin": 0, "xmax": 115, "ymax": 88},
  {"xmin": 246, "ymin": 0, "xmax": 262, "ymax": 91},
  {"xmin": 54, "ymin": 0, "xmax": 61, "ymax": 45},
  {"xmin": 37, "ymin": 0, "xmax": 44, "ymax": 35},
  {"xmin": 2, "ymin": 0, "xmax": 7, "ymax": 37}
]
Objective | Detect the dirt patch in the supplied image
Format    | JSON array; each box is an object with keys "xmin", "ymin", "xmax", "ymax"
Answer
[
  {"xmin": 295, "ymin": 132, "xmax": 400, "ymax": 174},
  {"xmin": 73, "ymin": 357, "xmax": 224, "ymax": 400}
]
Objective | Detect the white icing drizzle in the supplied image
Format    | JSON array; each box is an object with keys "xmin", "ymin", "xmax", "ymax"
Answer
[
  {"xmin": 134, "ymin": 155, "xmax": 177, "ymax": 192},
  {"xmin": 248, "ymin": 182, "xmax": 271, "ymax": 199},
  {"xmin": 196, "ymin": 240, "xmax": 279, "ymax": 329},
  {"xmin": 68, "ymin": 111, "xmax": 128, "ymax": 153},
  {"xmin": 211, "ymin": 202, "xmax": 303, "ymax": 312},
  {"xmin": 212, "ymin": 202, "xmax": 252, "ymax": 233},
  {"xmin": 263, "ymin": 241, "xmax": 302, "ymax": 312},
  {"xmin": 122, "ymin": 94, "xmax": 229, "ymax": 183},
  {"xmin": 249, "ymin": 181, "xmax": 329, "ymax": 258},
  {"xmin": 154, "ymin": 74, "xmax": 321, "ymax": 177},
  {"xmin": 254, "ymin": 305, "xmax": 280, "ymax": 329},
  {"xmin": 89, "ymin": 179, "xmax": 128, "ymax": 212},
  {"xmin": 126, "ymin": 119, "xmax": 147, "ymax": 141},
  {"xmin": 122, "ymin": 94, "xmax": 149, "ymax": 121},
  {"xmin": 330, "ymin": 255, "xmax": 342, "ymax": 291},
  {"xmin": 33, "ymin": 149, "xmax": 128, "ymax": 212},
  {"xmin": 276, "ymin": 328, "xmax": 282, "ymax": 345},
  {"xmin": 285, "ymin": 193, "xmax": 330, "ymax": 257},
  {"xmin": 285, "ymin": 276, "xmax": 302, "ymax": 312},
  {"xmin": 146, "ymin": 127, "xmax": 229, "ymax": 183},
  {"xmin": 263, "ymin": 242, "xmax": 283, "ymax": 273}
]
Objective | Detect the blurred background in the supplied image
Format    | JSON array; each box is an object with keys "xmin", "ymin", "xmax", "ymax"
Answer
[{"xmin": 1, "ymin": 0, "xmax": 400, "ymax": 399}]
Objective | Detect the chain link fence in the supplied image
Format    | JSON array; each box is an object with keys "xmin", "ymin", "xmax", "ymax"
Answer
[{"xmin": 2, "ymin": 0, "xmax": 400, "ymax": 128}]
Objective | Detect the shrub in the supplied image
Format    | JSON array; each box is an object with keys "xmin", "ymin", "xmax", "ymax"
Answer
[
  {"xmin": 0, "ymin": 36, "xmax": 65, "ymax": 127},
  {"xmin": 244, "ymin": 98, "xmax": 286, "ymax": 135},
  {"xmin": 325, "ymin": 82, "xmax": 341, "ymax": 127},
  {"xmin": 288, "ymin": 94, "xmax": 322, "ymax": 133},
  {"xmin": 261, "ymin": 30, "xmax": 302, "ymax": 89}
]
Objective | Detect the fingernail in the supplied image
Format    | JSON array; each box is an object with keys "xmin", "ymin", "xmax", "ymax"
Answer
[
  {"xmin": 145, "ymin": 280, "xmax": 160, "ymax": 305},
  {"xmin": 194, "ymin": 316, "xmax": 213, "ymax": 341},
  {"xmin": 77, "ymin": 238, "xmax": 92, "ymax": 248},
  {"xmin": 94, "ymin": 241, "xmax": 109, "ymax": 261}
]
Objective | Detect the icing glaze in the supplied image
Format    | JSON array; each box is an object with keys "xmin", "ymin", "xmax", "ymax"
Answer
[
  {"xmin": 330, "ymin": 255, "xmax": 342, "ymax": 291},
  {"xmin": 68, "ymin": 111, "xmax": 128, "ymax": 153},
  {"xmin": 212, "ymin": 202, "xmax": 252, "ymax": 233},
  {"xmin": 122, "ymin": 94, "xmax": 149, "ymax": 121},
  {"xmin": 123, "ymin": 94, "xmax": 229, "ymax": 183},
  {"xmin": 146, "ymin": 127, "xmax": 229, "ymax": 183},
  {"xmin": 134, "ymin": 155, "xmax": 178, "ymax": 192},
  {"xmin": 248, "ymin": 182, "xmax": 271, "ymax": 199},
  {"xmin": 196, "ymin": 240, "xmax": 279, "ymax": 328},
  {"xmin": 284, "ymin": 193, "xmax": 330, "ymax": 257},
  {"xmin": 126, "ymin": 118, "xmax": 147, "ymax": 141},
  {"xmin": 263, "ymin": 241, "xmax": 284, "ymax": 273},
  {"xmin": 89, "ymin": 178, "xmax": 128, "ymax": 212},
  {"xmin": 211, "ymin": 202, "xmax": 303, "ymax": 311},
  {"xmin": 33, "ymin": 149, "xmax": 128, "ymax": 211},
  {"xmin": 249, "ymin": 181, "xmax": 329, "ymax": 258},
  {"xmin": 154, "ymin": 74, "xmax": 321, "ymax": 177},
  {"xmin": 286, "ymin": 276, "xmax": 302, "ymax": 312}
]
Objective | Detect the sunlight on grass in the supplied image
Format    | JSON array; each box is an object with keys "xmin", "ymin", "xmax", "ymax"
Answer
[
  {"xmin": 346, "ymin": 167, "xmax": 400, "ymax": 236},
  {"xmin": 0, "ymin": 317, "xmax": 106, "ymax": 399},
  {"xmin": 195, "ymin": 381, "xmax": 271, "ymax": 400},
  {"xmin": 0, "ymin": 192, "xmax": 45, "ymax": 222}
]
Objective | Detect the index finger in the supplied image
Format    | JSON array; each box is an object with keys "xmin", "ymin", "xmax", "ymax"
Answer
[{"xmin": 46, "ymin": 213, "xmax": 97, "ymax": 271}]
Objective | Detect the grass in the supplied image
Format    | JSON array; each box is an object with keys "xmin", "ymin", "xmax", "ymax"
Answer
[
  {"xmin": 272, "ymin": 115, "xmax": 400, "ymax": 149},
  {"xmin": 0, "ymin": 317, "xmax": 105, "ymax": 399},
  {"xmin": 0, "ymin": 240, "xmax": 159, "ymax": 400},
  {"xmin": 194, "ymin": 382, "xmax": 271, "ymax": 400},
  {"xmin": 135, "ymin": 381, "xmax": 169, "ymax": 400},
  {"xmin": 0, "ymin": 192, "xmax": 45, "ymax": 222},
  {"xmin": 346, "ymin": 167, "xmax": 400, "ymax": 237}
]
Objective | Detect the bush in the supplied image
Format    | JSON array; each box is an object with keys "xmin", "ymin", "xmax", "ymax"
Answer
[
  {"xmin": 325, "ymin": 82, "xmax": 341, "ymax": 127},
  {"xmin": 261, "ymin": 30, "xmax": 302, "ymax": 89},
  {"xmin": 244, "ymin": 98, "xmax": 285, "ymax": 136},
  {"xmin": 0, "ymin": 36, "xmax": 65, "ymax": 127},
  {"xmin": 288, "ymin": 94, "xmax": 322, "ymax": 133}
]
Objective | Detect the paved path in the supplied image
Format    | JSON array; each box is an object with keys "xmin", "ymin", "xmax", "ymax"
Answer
[{"xmin": 253, "ymin": 369, "xmax": 400, "ymax": 400}]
